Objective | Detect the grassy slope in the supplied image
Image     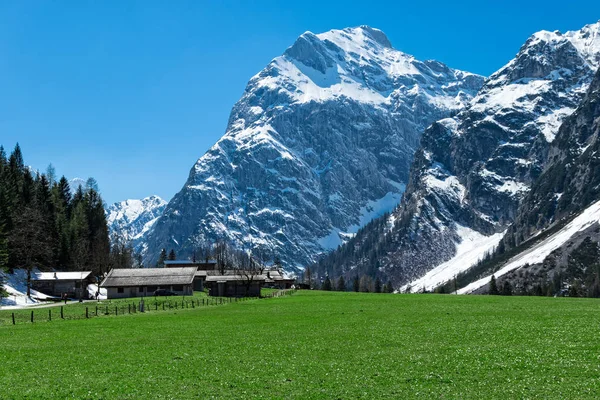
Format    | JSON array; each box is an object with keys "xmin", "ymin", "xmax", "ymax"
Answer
[{"xmin": 1, "ymin": 292, "xmax": 600, "ymax": 399}]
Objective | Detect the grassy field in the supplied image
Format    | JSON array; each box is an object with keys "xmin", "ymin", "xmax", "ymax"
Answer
[
  {"xmin": 0, "ymin": 290, "xmax": 218, "ymax": 324},
  {"xmin": 1, "ymin": 291, "xmax": 600, "ymax": 399}
]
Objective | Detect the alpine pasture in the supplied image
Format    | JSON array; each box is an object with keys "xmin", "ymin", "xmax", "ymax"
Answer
[{"xmin": 1, "ymin": 291, "xmax": 599, "ymax": 399}]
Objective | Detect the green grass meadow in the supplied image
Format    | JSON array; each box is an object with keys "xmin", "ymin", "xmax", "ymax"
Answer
[{"xmin": 1, "ymin": 291, "xmax": 600, "ymax": 399}]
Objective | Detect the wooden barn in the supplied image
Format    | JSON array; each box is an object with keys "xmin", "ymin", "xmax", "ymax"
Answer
[
  {"xmin": 264, "ymin": 270, "xmax": 295, "ymax": 289},
  {"xmin": 100, "ymin": 267, "xmax": 196, "ymax": 299},
  {"xmin": 204, "ymin": 274, "xmax": 265, "ymax": 297},
  {"xmin": 31, "ymin": 271, "xmax": 93, "ymax": 299}
]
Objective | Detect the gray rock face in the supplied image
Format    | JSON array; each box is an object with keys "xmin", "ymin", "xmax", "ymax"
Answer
[
  {"xmin": 393, "ymin": 22, "xmax": 600, "ymax": 288},
  {"xmin": 508, "ymin": 66, "xmax": 600, "ymax": 244},
  {"xmin": 106, "ymin": 195, "xmax": 167, "ymax": 250},
  {"xmin": 142, "ymin": 26, "xmax": 484, "ymax": 269},
  {"xmin": 312, "ymin": 22, "xmax": 600, "ymax": 289}
]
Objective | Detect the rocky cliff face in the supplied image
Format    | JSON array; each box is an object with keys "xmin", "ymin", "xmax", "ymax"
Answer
[
  {"xmin": 106, "ymin": 195, "xmax": 167, "ymax": 250},
  {"xmin": 313, "ymin": 22, "xmax": 600, "ymax": 289},
  {"xmin": 142, "ymin": 26, "xmax": 483, "ymax": 269},
  {"xmin": 507, "ymin": 67, "xmax": 600, "ymax": 243}
]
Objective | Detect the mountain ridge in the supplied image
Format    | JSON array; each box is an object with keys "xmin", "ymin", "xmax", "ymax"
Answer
[{"xmin": 141, "ymin": 25, "xmax": 484, "ymax": 269}]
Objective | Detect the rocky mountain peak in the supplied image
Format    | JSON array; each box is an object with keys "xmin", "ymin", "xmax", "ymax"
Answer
[{"xmin": 141, "ymin": 27, "xmax": 484, "ymax": 269}]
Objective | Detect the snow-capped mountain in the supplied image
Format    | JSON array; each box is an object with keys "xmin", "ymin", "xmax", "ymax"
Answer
[
  {"xmin": 143, "ymin": 26, "xmax": 484, "ymax": 269},
  {"xmin": 461, "ymin": 66, "xmax": 600, "ymax": 294},
  {"xmin": 312, "ymin": 21, "xmax": 600, "ymax": 289},
  {"xmin": 106, "ymin": 196, "xmax": 167, "ymax": 248},
  {"xmin": 69, "ymin": 177, "xmax": 87, "ymax": 192}
]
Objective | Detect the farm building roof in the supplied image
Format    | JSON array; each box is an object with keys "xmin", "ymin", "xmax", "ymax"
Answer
[
  {"xmin": 205, "ymin": 274, "xmax": 268, "ymax": 283},
  {"xmin": 164, "ymin": 259, "xmax": 217, "ymax": 265},
  {"xmin": 100, "ymin": 267, "xmax": 197, "ymax": 288},
  {"xmin": 32, "ymin": 271, "xmax": 92, "ymax": 281}
]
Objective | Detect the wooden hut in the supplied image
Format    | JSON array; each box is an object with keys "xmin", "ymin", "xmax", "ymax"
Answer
[
  {"xmin": 31, "ymin": 271, "xmax": 93, "ymax": 299},
  {"xmin": 100, "ymin": 267, "xmax": 196, "ymax": 299}
]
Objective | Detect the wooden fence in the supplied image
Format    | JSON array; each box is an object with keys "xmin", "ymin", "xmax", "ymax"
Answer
[{"xmin": 1, "ymin": 289, "xmax": 297, "ymax": 326}]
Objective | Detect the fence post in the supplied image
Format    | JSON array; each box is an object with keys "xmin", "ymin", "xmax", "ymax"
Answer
[
  {"xmin": 12, "ymin": 312, "xmax": 15, "ymax": 325},
  {"xmin": 115, "ymin": 306, "xmax": 118, "ymax": 316},
  {"xmin": 86, "ymin": 307, "xmax": 88, "ymax": 319},
  {"xmin": 128, "ymin": 304, "xmax": 131, "ymax": 314},
  {"xmin": 31, "ymin": 311, "xmax": 34, "ymax": 323},
  {"xmin": 49, "ymin": 309, "xmax": 51, "ymax": 321},
  {"xmin": 96, "ymin": 305, "xmax": 98, "ymax": 316},
  {"xmin": 105, "ymin": 305, "xmax": 108, "ymax": 315},
  {"xmin": 192, "ymin": 300, "xmax": 195, "ymax": 308},
  {"xmin": 61, "ymin": 306, "xmax": 64, "ymax": 319}
]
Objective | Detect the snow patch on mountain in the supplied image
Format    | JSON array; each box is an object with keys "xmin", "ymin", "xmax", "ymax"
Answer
[
  {"xmin": 402, "ymin": 226, "xmax": 504, "ymax": 292},
  {"xmin": 459, "ymin": 198, "xmax": 600, "ymax": 294}
]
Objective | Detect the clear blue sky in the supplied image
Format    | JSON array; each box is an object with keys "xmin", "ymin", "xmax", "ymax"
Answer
[{"xmin": 1, "ymin": 0, "xmax": 599, "ymax": 204}]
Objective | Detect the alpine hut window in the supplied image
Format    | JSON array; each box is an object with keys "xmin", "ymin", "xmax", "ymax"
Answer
[{"xmin": 117, "ymin": 288, "xmax": 124, "ymax": 293}]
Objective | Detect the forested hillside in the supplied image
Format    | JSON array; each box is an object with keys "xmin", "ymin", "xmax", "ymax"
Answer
[{"xmin": 0, "ymin": 144, "xmax": 111, "ymax": 285}]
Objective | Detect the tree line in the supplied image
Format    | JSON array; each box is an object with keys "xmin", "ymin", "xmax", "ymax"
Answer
[{"xmin": 0, "ymin": 144, "xmax": 112, "ymax": 296}]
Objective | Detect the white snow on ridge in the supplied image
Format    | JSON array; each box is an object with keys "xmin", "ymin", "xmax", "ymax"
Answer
[
  {"xmin": 401, "ymin": 225, "xmax": 504, "ymax": 292},
  {"xmin": 459, "ymin": 198, "xmax": 600, "ymax": 294},
  {"xmin": 565, "ymin": 21, "xmax": 600, "ymax": 69}
]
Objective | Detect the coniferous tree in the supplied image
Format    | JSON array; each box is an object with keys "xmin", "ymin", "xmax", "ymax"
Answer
[
  {"xmin": 501, "ymin": 280, "xmax": 513, "ymax": 296},
  {"xmin": 304, "ymin": 266, "xmax": 312, "ymax": 288},
  {"xmin": 374, "ymin": 277, "xmax": 382, "ymax": 293},
  {"xmin": 489, "ymin": 275, "xmax": 499, "ymax": 295},
  {"xmin": 0, "ymin": 144, "xmax": 111, "ymax": 280},
  {"xmin": 336, "ymin": 276, "xmax": 346, "ymax": 291},
  {"xmin": 9, "ymin": 206, "xmax": 51, "ymax": 296},
  {"xmin": 353, "ymin": 275, "xmax": 360, "ymax": 292},
  {"xmin": 322, "ymin": 276, "xmax": 332, "ymax": 291},
  {"xmin": 384, "ymin": 281, "xmax": 394, "ymax": 293},
  {"xmin": 157, "ymin": 248, "xmax": 167, "ymax": 268},
  {"xmin": 0, "ymin": 220, "xmax": 8, "ymax": 298},
  {"xmin": 168, "ymin": 249, "xmax": 176, "ymax": 260}
]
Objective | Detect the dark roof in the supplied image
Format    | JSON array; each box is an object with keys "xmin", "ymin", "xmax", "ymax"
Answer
[
  {"xmin": 205, "ymin": 274, "xmax": 267, "ymax": 283},
  {"xmin": 164, "ymin": 259, "xmax": 217, "ymax": 265},
  {"xmin": 100, "ymin": 267, "xmax": 197, "ymax": 288}
]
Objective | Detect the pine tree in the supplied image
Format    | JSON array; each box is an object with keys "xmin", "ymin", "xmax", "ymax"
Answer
[
  {"xmin": 489, "ymin": 275, "xmax": 499, "ymax": 295},
  {"xmin": 168, "ymin": 249, "xmax": 176, "ymax": 260},
  {"xmin": 322, "ymin": 276, "xmax": 332, "ymax": 291},
  {"xmin": 9, "ymin": 206, "xmax": 51, "ymax": 296},
  {"xmin": 336, "ymin": 276, "xmax": 346, "ymax": 291},
  {"xmin": 386, "ymin": 281, "xmax": 394, "ymax": 293},
  {"xmin": 374, "ymin": 277, "xmax": 382, "ymax": 293},
  {"xmin": 0, "ymin": 220, "xmax": 8, "ymax": 298},
  {"xmin": 304, "ymin": 266, "xmax": 312, "ymax": 288},
  {"xmin": 273, "ymin": 256, "xmax": 283, "ymax": 272},
  {"xmin": 353, "ymin": 275, "xmax": 360, "ymax": 292},
  {"xmin": 157, "ymin": 248, "xmax": 167, "ymax": 268},
  {"xmin": 501, "ymin": 280, "xmax": 513, "ymax": 296}
]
